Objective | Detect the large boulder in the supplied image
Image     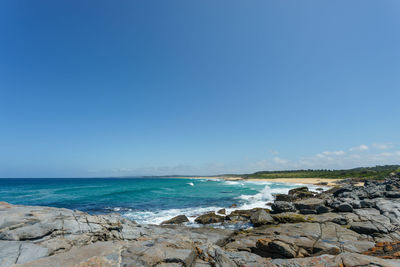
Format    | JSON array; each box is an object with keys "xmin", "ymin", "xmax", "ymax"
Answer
[
  {"xmin": 256, "ymin": 239, "xmax": 304, "ymax": 258},
  {"xmin": 271, "ymin": 201, "xmax": 296, "ymax": 214},
  {"xmin": 275, "ymin": 194, "xmax": 295, "ymax": 202},
  {"xmin": 350, "ymin": 221, "xmax": 380, "ymax": 235},
  {"xmin": 294, "ymin": 198, "xmax": 326, "ymax": 211},
  {"xmin": 288, "ymin": 186, "xmax": 309, "ymax": 195},
  {"xmin": 386, "ymin": 191, "xmax": 400, "ymax": 198},
  {"xmin": 337, "ymin": 203, "xmax": 353, "ymax": 212},
  {"xmin": 161, "ymin": 215, "xmax": 189, "ymax": 225},
  {"xmin": 194, "ymin": 212, "xmax": 225, "ymax": 224},
  {"xmin": 250, "ymin": 210, "xmax": 274, "ymax": 227},
  {"xmin": 288, "ymin": 186, "xmax": 314, "ymax": 199}
]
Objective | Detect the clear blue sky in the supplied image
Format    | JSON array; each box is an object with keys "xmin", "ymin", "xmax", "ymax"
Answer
[{"xmin": 1, "ymin": 1, "xmax": 399, "ymax": 177}]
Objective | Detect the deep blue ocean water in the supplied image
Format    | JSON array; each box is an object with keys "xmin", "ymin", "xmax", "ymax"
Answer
[{"xmin": 0, "ymin": 178, "xmax": 316, "ymax": 224}]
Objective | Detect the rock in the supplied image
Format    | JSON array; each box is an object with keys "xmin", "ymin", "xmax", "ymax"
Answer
[
  {"xmin": 228, "ymin": 209, "xmax": 253, "ymax": 218},
  {"xmin": 230, "ymin": 204, "xmax": 237, "ymax": 208},
  {"xmin": 225, "ymin": 221, "xmax": 375, "ymax": 258},
  {"xmin": 275, "ymin": 194, "xmax": 295, "ymax": 202},
  {"xmin": 337, "ymin": 203, "xmax": 353, "ymax": 212},
  {"xmin": 194, "ymin": 212, "xmax": 225, "ymax": 224},
  {"xmin": 161, "ymin": 215, "xmax": 189, "ymax": 225},
  {"xmin": 332, "ymin": 217, "xmax": 348, "ymax": 225},
  {"xmin": 250, "ymin": 210, "xmax": 274, "ymax": 226},
  {"xmin": 362, "ymin": 241, "xmax": 400, "ymax": 259},
  {"xmin": 316, "ymin": 205, "xmax": 330, "ymax": 214},
  {"xmin": 259, "ymin": 239, "xmax": 298, "ymax": 258},
  {"xmin": 369, "ymin": 190, "xmax": 385, "ymax": 199},
  {"xmin": 271, "ymin": 201, "xmax": 296, "ymax": 214},
  {"xmin": 346, "ymin": 198, "xmax": 361, "ymax": 209},
  {"xmin": 386, "ymin": 191, "xmax": 400, "ymax": 198},
  {"xmin": 299, "ymin": 209, "xmax": 317, "ymax": 215},
  {"xmin": 360, "ymin": 199, "xmax": 376, "ymax": 208},
  {"xmin": 333, "ymin": 185, "xmax": 353, "ymax": 197},
  {"xmin": 272, "ymin": 213, "xmax": 313, "ymax": 223},
  {"xmin": 224, "ymin": 215, "xmax": 249, "ymax": 223},
  {"xmin": 288, "ymin": 186, "xmax": 309, "ymax": 195},
  {"xmin": 217, "ymin": 208, "xmax": 226, "ymax": 215},
  {"xmin": 288, "ymin": 186, "xmax": 315, "ymax": 199},
  {"xmin": 294, "ymin": 198, "xmax": 325, "ymax": 210},
  {"xmin": 0, "ymin": 241, "xmax": 49, "ymax": 265},
  {"xmin": 268, "ymin": 252, "xmax": 400, "ymax": 267},
  {"xmin": 350, "ymin": 221, "xmax": 380, "ymax": 234},
  {"xmin": 316, "ymin": 187, "xmax": 324, "ymax": 191},
  {"xmin": 386, "ymin": 184, "xmax": 396, "ymax": 191},
  {"xmin": 219, "ymin": 250, "xmax": 271, "ymax": 266}
]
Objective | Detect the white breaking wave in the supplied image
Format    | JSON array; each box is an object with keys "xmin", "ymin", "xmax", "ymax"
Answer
[
  {"xmin": 235, "ymin": 185, "xmax": 274, "ymax": 210},
  {"xmin": 124, "ymin": 206, "xmax": 223, "ymax": 225},
  {"xmin": 223, "ymin": 181, "xmax": 245, "ymax": 186},
  {"xmin": 122, "ymin": 181, "xmax": 328, "ymax": 225}
]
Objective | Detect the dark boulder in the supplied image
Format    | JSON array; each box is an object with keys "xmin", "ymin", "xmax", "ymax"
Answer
[
  {"xmin": 337, "ymin": 203, "xmax": 353, "ymax": 212},
  {"xmin": 299, "ymin": 209, "xmax": 317, "ymax": 215},
  {"xmin": 256, "ymin": 239, "xmax": 308, "ymax": 259},
  {"xmin": 271, "ymin": 201, "xmax": 296, "ymax": 214},
  {"xmin": 333, "ymin": 185, "xmax": 353, "ymax": 197},
  {"xmin": 194, "ymin": 212, "xmax": 225, "ymax": 224},
  {"xmin": 288, "ymin": 187, "xmax": 315, "ymax": 199},
  {"xmin": 288, "ymin": 187, "xmax": 309, "ymax": 195},
  {"xmin": 250, "ymin": 210, "xmax": 274, "ymax": 226},
  {"xmin": 161, "ymin": 215, "xmax": 189, "ymax": 225},
  {"xmin": 360, "ymin": 199, "xmax": 376, "ymax": 208},
  {"xmin": 275, "ymin": 194, "xmax": 295, "ymax": 202},
  {"xmin": 350, "ymin": 221, "xmax": 379, "ymax": 234},
  {"xmin": 316, "ymin": 205, "xmax": 330, "ymax": 214},
  {"xmin": 332, "ymin": 217, "xmax": 348, "ymax": 225},
  {"xmin": 385, "ymin": 191, "xmax": 400, "ymax": 198},
  {"xmin": 294, "ymin": 198, "xmax": 325, "ymax": 210}
]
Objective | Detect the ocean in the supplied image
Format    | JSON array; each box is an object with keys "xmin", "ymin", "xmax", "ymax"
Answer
[{"xmin": 0, "ymin": 178, "xmax": 320, "ymax": 225}]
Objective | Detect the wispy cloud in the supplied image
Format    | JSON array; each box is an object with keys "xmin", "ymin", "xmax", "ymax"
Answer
[
  {"xmin": 372, "ymin": 143, "xmax": 393, "ymax": 150},
  {"xmin": 317, "ymin": 150, "xmax": 346, "ymax": 158},
  {"xmin": 269, "ymin": 150, "xmax": 279, "ymax": 155},
  {"xmin": 273, "ymin": 157, "xmax": 288, "ymax": 164},
  {"xmin": 91, "ymin": 143, "xmax": 399, "ymax": 176},
  {"xmin": 349, "ymin": 144, "xmax": 369, "ymax": 151}
]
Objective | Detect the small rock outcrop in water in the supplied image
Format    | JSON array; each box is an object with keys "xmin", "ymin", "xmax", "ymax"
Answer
[
  {"xmin": 217, "ymin": 208, "xmax": 226, "ymax": 215},
  {"xmin": 194, "ymin": 212, "xmax": 225, "ymax": 224},
  {"xmin": 161, "ymin": 214, "xmax": 189, "ymax": 224},
  {"xmin": 2, "ymin": 175, "xmax": 400, "ymax": 266}
]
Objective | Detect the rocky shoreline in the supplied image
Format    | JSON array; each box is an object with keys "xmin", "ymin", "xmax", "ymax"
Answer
[{"xmin": 2, "ymin": 173, "xmax": 400, "ymax": 266}]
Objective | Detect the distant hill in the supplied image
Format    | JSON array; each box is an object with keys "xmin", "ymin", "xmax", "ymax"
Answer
[{"xmin": 243, "ymin": 165, "xmax": 400, "ymax": 180}]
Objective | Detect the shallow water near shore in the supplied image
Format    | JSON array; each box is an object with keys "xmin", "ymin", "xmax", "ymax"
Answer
[{"xmin": 0, "ymin": 178, "xmax": 322, "ymax": 225}]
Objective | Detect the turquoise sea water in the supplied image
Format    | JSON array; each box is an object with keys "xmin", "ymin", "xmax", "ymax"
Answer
[{"xmin": 0, "ymin": 178, "xmax": 318, "ymax": 224}]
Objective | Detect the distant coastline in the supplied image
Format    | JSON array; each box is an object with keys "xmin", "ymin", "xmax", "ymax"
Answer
[{"xmin": 156, "ymin": 164, "xmax": 400, "ymax": 184}]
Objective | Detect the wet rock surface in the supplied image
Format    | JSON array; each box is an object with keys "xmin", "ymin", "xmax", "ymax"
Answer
[{"xmin": 2, "ymin": 174, "xmax": 400, "ymax": 266}]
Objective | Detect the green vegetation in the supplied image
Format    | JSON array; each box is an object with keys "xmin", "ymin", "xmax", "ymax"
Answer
[{"xmin": 243, "ymin": 165, "xmax": 400, "ymax": 180}]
